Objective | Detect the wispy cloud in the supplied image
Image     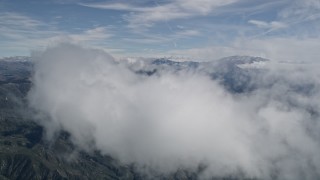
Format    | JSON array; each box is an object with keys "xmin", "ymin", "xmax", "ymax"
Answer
[
  {"xmin": 248, "ymin": 20, "xmax": 287, "ymax": 30},
  {"xmin": 273, "ymin": 0, "xmax": 320, "ymax": 34},
  {"xmin": 279, "ymin": 0, "xmax": 320, "ymax": 21},
  {"xmin": 175, "ymin": 29, "xmax": 201, "ymax": 37},
  {"xmin": 81, "ymin": 0, "xmax": 239, "ymax": 28},
  {"xmin": 79, "ymin": 2, "xmax": 148, "ymax": 11},
  {"xmin": 2, "ymin": 0, "xmax": 320, "ymax": 60},
  {"xmin": 0, "ymin": 12, "xmax": 56, "ymax": 39},
  {"xmin": 0, "ymin": 12, "xmax": 59, "ymax": 55},
  {"xmin": 0, "ymin": 12, "xmax": 114, "ymax": 57},
  {"xmin": 123, "ymin": 29, "xmax": 201, "ymax": 44},
  {"xmin": 0, "ymin": 12, "xmax": 43, "ymax": 29},
  {"xmin": 68, "ymin": 27, "xmax": 113, "ymax": 42}
]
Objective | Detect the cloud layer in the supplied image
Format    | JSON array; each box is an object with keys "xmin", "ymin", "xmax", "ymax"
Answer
[
  {"xmin": 81, "ymin": 0, "xmax": 238, "ymax": 28},
  {"xmin": 28, "ymin": 43, "xmax": 320, "ymax": 179}
]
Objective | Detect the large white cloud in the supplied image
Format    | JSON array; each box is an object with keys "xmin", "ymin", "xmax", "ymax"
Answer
[{"xmin": 28, "ymin": 43, "xmax": 320, "ymax": 179}]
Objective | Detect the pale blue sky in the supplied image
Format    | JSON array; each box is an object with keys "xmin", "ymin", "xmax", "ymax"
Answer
[{"xmin": 1, "ymin": 0, "xmax": 320, "ymax": 61}]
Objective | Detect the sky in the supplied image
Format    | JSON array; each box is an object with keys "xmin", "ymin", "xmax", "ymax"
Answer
[
  {"xmin": 1, "ymin": 0, "xmax": 320, "ymax": 61},
  {"xmin": 4, "ymin": 1, "xmax": 320, "ymax": 178}
]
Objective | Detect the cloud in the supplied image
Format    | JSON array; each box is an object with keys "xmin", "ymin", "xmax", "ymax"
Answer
[
  {"xmin": 3, "ymin": 1, "xmax": 318, "ymax": 58},
  {"xmin": 28, "ymin": 43, "xmax": 320, "ymax": 179},
  {"xmin": 0, "ymin": 12, "xmax": 43, "ymax": 29},
  {"xmin": 121, "ymin": 29, "xmax": 201, "ymax": 46},
  {"xmin": 248, "ymin": 20, "xmax": 287, "ymax": 29},
  {"xmin": 66, "ymin": 27, "xmax": 113, "ymax": 42},
  {"xmin": 0, "ymin": 12, "xmax": 115, "ymax": 57},
  {"xmin": 279, "ymin": 0, "xmax": 320, "ymax": 21},
  {"xmin": 0, "ymin": 12, "xmax": 55, "ymax": 40},
  {"xmin": 79, "ymin": 2, "xmax": 149, "ymax": 11},
  {"xmin": 175, "ymin": 29, "xmax": 201, "ymax": 36},
  {"xmin": 81, "ymin": 0, "xmax": 238, "ymax": 28},
  {"xmin": 0, "ymin": 12, "xmax": 60, "ymax": 56}
]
